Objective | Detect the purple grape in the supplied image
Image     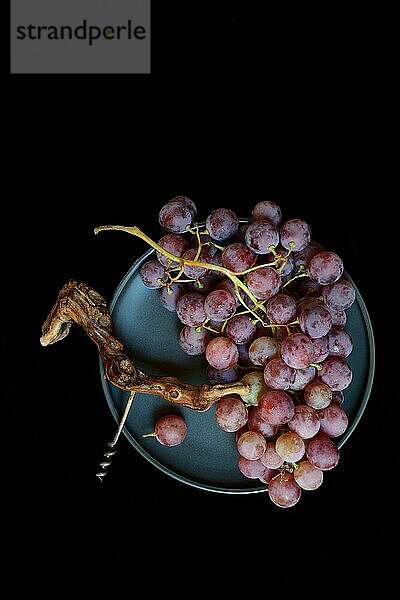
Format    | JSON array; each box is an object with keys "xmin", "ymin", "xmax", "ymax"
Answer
[
  {"xmin": 322, "ymin": 278, "xmax": 356, "ymax": 311},
  {"xmin": 176, "ymin": 292, "xmax": 206, "ymax": 327},
  {"xmin": 172, "ymin": 195, "xmax": 197, "ymax": 218},
  {"xmin": 275, "ymin": 431, "xmax": 306, "ymax": 463},
  {"xmin": 327, "ymin": 329, "xmax": 353, "ymax": 358},
  {"xmin": 145, "ymin": 414, "xmax": 187, "ymax": 447},
  {"xmin": 280, "ymin": 219, "xmax": 312, "ymax": 252},
  {"xmin": 179, "ymin": 326, "xmax": 211, "ymax": 356},
  {"xmin": 299, "ymin": 304, "xmax": 333, "ymax": 339},
  {"xmin": 304, "ymin": 380, "xmax": 332, "ymax": 409},
  {"xmin": 251, "ymin": 200, "xmax": 282, "ymax": 227},
  {"xmin": 182, "ymin": 247, "xmax": 212, "ymax": 279},
  {"xmin": 266, "ymin": 294, "xmax": 297, "ymax": 325},
  {"xmin": 215, "ymin": 277, "xmax": 241, "ymax": 306},
  {"xmin": 245, "ymin": 220, "xmax": 280, "ymax": 254},
  {"xmin": 264, "ymin": 357, "xmax": 296, "ymax": 390},
  {"xmin": 260, "ymin": 441, "xmax": 284, "ymax": 469},
  {"xmin": 205, "ymin": 336, "xmax": 239, "ymax": 370},
  {"xmin": 222, "ymin": 243, "xmax": 256, "ymax": 273},
  {"xmin": 140, "ymin": 260, "xmax": 167, "ymax": 288},
  {"xmin": 258, "ymin": 390, "xmax": 295, "ymax": 425},
  {"xmin": 204, "ymin": 289, "xmax": 237, "ymax": 322},
  {"xmin": 281, "ymin": 333, "xmax": 315, "ymax": 369},
  {"xmin": 246, "ymin": 266, "xmax": 281, "ymax": 300},
  {"xmin": 246, "ymin": 407, "xmax": 278, "ymax": 439},
  {"xmin": 248, "ymin": 336, "xmax": 281, "ymax": 367},
  {"xmin": 308, "ymin": 252, "xmax": 344, "ymax": 285},
  {"xmin": 318, "ymin": 404, "xmax": 349, "ymax": 437},
  {"xmin": 268, "ymin": 472, "xmax": 302, "ymax": 508},
  {"xmin": 156, "ymin": 233, "xmax": 190, "ymax": 267},
  {"xmin": 238, "ymin": 456, "xmax": 269, "ymax": 479},
  {"xmin": 206, "ymin": 364, "xmax": 239, "ymax": 384},
  {"xmin": 288, "ymin": 404, "xmax": 321, "ymax": 439},
  {"xmin": 319, "ymin": 356, "xmax": 353, "ymax": 391},
  {"xmin": 328, "ymin": 308, "xmax": 347, "ymax": 329},
  {"xmin": 294, "ymin": 241, "xmax": 324, "ymax": 269},
  {"xmin": 159, "ymin": 282, "xmax": 186, "ymax": 312},
  {"xmin": 225, "ymin": 315, "xmax": 257, "ymax": 344},
  {"xmin": 210, "ymin": 251, "xmax": 226, "ymax": 279},
  {"xmin": 215, "ymin": 395, "xmax": 248, "ymax": 432},
  {"xmin": 293, "ymin": 461, "xmax": 323, "ymax": 490},
  {"xmin": 159, "ymin": 200, "xmax": 193, "ymax": 233},
  {"xmin": 206, "ymin": 208, "xmax": 239, "ymax": 241},
  {"xmin": 306, "ymin": 436, "xmax": 340, "ymax": 470},
  {"xmin": 311, "ymin": 336, "xmax": 329, "ymax": 363},
  {"xmin": 290, "ymin": 366, "xmax": 316, "ymax": 391},
  {"xmin": 237, "ymin": 431, "xmax": 267, "ymax": 460}
]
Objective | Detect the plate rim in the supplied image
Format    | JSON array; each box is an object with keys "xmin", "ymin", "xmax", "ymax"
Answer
[{"xmin": 100, "ymin": 234, "xmax": 375, "ymax": 494}]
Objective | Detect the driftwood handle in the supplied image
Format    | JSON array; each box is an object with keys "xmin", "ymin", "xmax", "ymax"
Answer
[{"xmin": 40, "ymin": 280, "xmax": 250, "ymax": 411}]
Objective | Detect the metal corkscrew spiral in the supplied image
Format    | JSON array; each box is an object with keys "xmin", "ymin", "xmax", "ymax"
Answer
[{"xmin": 96, "ymin": 391, "xmax": 136, "ymax": 482}]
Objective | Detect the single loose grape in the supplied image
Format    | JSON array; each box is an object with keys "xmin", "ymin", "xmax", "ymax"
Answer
[{"xmin": 143, "ymin": 414, "xmax": 187, "ymax": 447}]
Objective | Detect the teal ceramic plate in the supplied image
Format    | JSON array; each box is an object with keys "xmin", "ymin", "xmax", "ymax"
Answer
[{"xmin": 100, "ymin": 248, "xmax": 375, "ymax": 494}]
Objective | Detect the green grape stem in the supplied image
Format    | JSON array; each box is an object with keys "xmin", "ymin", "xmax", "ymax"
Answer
[{"xmin": 94, "ymin": 224, "xmax": 266, "ymax": 313}]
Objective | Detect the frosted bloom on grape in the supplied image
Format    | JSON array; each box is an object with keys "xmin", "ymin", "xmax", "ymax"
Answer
[
  {"xmin": 204, "ymin": 289, "xmax": 237, "ymax": 322},
  {"xmin": 171, "ymin": 195, "xmax": 197, "ymax": 218},
  {"xmin": 280, "ymin": 219, "xmax": 312, "ymax": 252},
  {"xmin": 258, "ymin": 390, "xmax": 295, "ymax": 425},
  {"xmin": 149, "ymin": 414, "xmax": 187, "ymax": 447},
  {"xmin": 251, "ymin": 200, "xmax": 282, "ymax": 226},
  {"xmin": 179, "ymin": 326, "xmax": 211, "ymax": 356},
  {"xmin": 306, "ymin": 436, "xmax": 340, "ymax": 470},
  {"xmin": 320, "ymin": 356, "xmax": 353, "ymax": 391},
  {"xmin": 159, "ymin": 282, "xmax": 185, "ymax": 312},
  {"xmin": 238, "ymin": 456, "xmax": 269, "ymax": 479},
  {"xmin": 294, "ymin": 461, "xmax": 323, "ymax": 490},
  {"xmin": 318, "ymin": 403, "xmax": 349, "ymax": 437},
  {"xmin": 246, "ymin": 406, "xmax": 278, "ymax": 438},
  {"xmin": 260, "ymin": 441, "xmax": 284, "ymax": 469},
  {"xmin": 290, "ymin": 366, "xmax": 316, "ymax": 391},
  {"xmin": 288, "ymin": 404, "xmax": 320, "ymax": 439},
  {"xmin": 156, "ymin": 233, "xmax": 190, "ymax": 267},
  {"xmin": 266, "ymin": 294, "xmax": 297, "ymax": 325},
  {"xmin": 275, "ymin": 431, "xmax": 306, "ymax": 463},
  {"xmin": 206, "ymin": 364, "xmax": 239, "ymax": 384},
  {"xmin": 322, "ymin": 278, "xmax": 356, "ymax": 311},
  {"xmin": 176, "ymin": 292, "xmax": 206, "ymax": 327},
  {"xmin": 268, "ymin": 472, "xmax": 302, "ymax": 508},
  {"xmin": 246, "ymin": 266, "xmax": 281, "ymax": 300},
  {"xmin": 245, "ymin": 220, "xmax": 280, "ymax": 254},
  {"xmin": 308, "ymin": 252, "xmax": 344, "ymax": 285},
  {"xmin": 222, "ymin": 243, "xmax": 256, "ymax": 272},
  {"xmin": 159, "ymin": 200, "xmax": 193, "ymax": 233},
  {"xmin": 248, "ymin": 336, "xmax": 281, "ymax": 367},
  {"xmin": 304, "ymin": 380, "xmax": 332, "ymax": 409},
  {"xmin": 327, "ymin": 329, "xmax": 353, "ymax": 358},
  {"xmin": 237, "ymin": 431, "xmax": 267, "ymax": 460},
  {"xmin": 281, "ymin": 333, "xmax": 315, "ymax": 369},
  {"xmin": 140, "ymin": 260, "xmax": 167, "ymax": 289},
  {"xmin": 205, "ymin": 336, "xmax": 239, "ymax": 370},
  {"xmin": 299, "ymin": 305, "xmax": 333, "ymax": 339},
  {"xmin": 225, "ymin": 315, "xmax": 257, "ymax": 344},
  {"xmin": 264, "ymin": 357, "xmax": 296, "ymax": 390},
  {"xmin": 206, "ymin": 208, "xmax": 239, "ymax": 241},
  {"xmin": 215, "ymin": 395, "xmax": 248, "ymax": 432}
]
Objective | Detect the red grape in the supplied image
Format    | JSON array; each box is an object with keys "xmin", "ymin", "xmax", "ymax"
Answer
[
  {"xmin": 308, "ymin": 251, "xmax": 344, "ymax": 285},
  {"xmin": 146, "ymin": 414, "xmax": 187, "ymax": 447},
  {"xmin": 320, "ymin": 356, "xmax": 353, "ymax": 391},
  {"xmin": 266, "ymin": 293, "xmax": 297, "ymax": 325},
  {"xmin": 248, "ymin": 336, "xmax": 281, "ymax": 367},
  {"xmin": 280, "ymin": 219, "xmax": 311, "ymax": 252},
  {"xmin": 204, "ymin": 289, "xmax": 237, "ymax": 322},
  {"xmin": 222, "ymin": 243, "xmax": 256, "ymax": 272},
  {"xmin": 288, "ymin": 404, "xmax": 321, "ymax": 439},
  {"xmin": 205, "ymin": 336, "xmax": 239, "ymax": 370},
  {"xmin": 281, "ymin": 333, "xmax": 315, "ymax": 369},
  {"xmin": 318, "ymin": 403, "xmax": 349, "ymax": 437},
  {"xmin": 306, "ymin": 436, "xmax": 340, "ymax": 470},
  {"xmin": 225, "ymin": 315, "xmax": 257, "ymax": 344},
  {"xmin": 304, "ymin": 380, "xmax": 332, "ymax": 409},
  {"xmin": 275, "ymin": 431, "xmax": 306, "ymax": 463},
  {"xmin": 140, "ymin": 260, "xmax": 167, "ymax": 288},
  {"xmin": 159, "ymin": 200, "xmax": 193, "ymax": 233},
  {"xmin": 251, "ymin": 200, "xmax": 282, "ymax": 226},
  {"xmin": 268, "ymin": 472, "xmax": 302, "ymax": 508},
  {"xmin": 237, "ymin": 431, "xmax": 267, "ymax": 460},
  {"xmin": 246, "ymin": 266, "xmax": 281, "ymax": 300},
  {"xmin": 176, "ymin": 293, "xmax": 206, "ymax": 327},
  {"xmin": 245, "ymin": 220, "xmax": 280, "ymax": 254},
  {"xmin": 215, "ymin": 395, "xmax": 248, "ymax": 432},
  {"xmin": 258, "ymin": 390, "xmax": 295, "ymax": 425},
  {"xmin": 179, "ymin": 326, "xmax": 211, "ymax": 356},
  {"xmin": 156, "ymin": 233, "xmax": 190, "ymax": 267},
  {"xmin": 263, "ymin": 357, "xmax": 296, "ymax": 390},
  {"xmin": 206, "ymin": 208, "xmax": 239, "ymax": 241},
  {"xmin": 293, "ymin": 461, "xmax": 323, "ymax": 490},
  {"xmin": 260, "ymin": 441, "xmax": 284, "ymax": 469}
]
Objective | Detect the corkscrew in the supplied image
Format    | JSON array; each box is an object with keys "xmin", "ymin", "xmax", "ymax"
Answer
[{"xmin": 96, "ymin": 391, "xmax": 136, "ymax": 482}]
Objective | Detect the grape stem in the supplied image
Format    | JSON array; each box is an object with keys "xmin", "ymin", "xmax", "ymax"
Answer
[{"xmin": 94, "ymin": 224, "xmax": 266, "ymax": 314}]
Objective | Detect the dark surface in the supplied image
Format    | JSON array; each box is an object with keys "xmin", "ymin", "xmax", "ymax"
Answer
[{"xmin": 5, "ymin": 2, "xmax": 399, "ymax": 597}]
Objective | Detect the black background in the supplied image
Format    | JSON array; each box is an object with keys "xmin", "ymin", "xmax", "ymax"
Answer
[{"xmin": 6, "ymin": 2, "xmax": 399, "ymax": 597}]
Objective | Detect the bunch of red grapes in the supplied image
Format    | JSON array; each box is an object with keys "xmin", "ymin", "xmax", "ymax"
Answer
[{"xmin": 140, "ymin": 196, "xmax": 355, "ymax": 508}]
